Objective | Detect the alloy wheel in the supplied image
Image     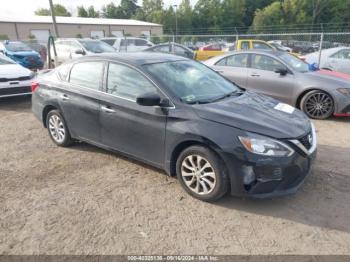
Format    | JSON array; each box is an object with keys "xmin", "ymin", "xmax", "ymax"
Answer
[
  {"xmin": 48, "ymin": 114, "xmax": 66, "ymax": 143},
  {"xmin": 304, "ymin": 92, "xmax": 333, "ymax": 119},
  {"xmin": 181, "ymin": 154, "xmax": 216, "ymax": 195}
]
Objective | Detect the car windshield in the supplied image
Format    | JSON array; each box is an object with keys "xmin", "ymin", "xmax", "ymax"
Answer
[
  {"xmin": 5, "ymin": 42, "xmax": 32, "ymax": 52},
  {"xmin": 79, "ymin": 40, "xmax": 115, "ymax": 53},
  {"xmin": 144, "ymin": 60, "xmax": 241, "ymax": 104},
  {"xmin": 279, "ymin": 53, "xmax": 310, "ymax": 73}
]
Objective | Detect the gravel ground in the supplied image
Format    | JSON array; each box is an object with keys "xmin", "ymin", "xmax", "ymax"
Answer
[{"xmin": 0, "ymin": 96, "xmax": 350, "ymax": 255}]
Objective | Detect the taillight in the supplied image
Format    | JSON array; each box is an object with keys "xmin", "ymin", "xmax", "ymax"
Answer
[{"xmin": 31, "ymin": 82, "xmax": 39, "ymax": 92}]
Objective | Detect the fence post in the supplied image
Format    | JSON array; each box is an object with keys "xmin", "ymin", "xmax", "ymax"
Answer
[
  {"xmin": 318, "ymin": 32, "xmax": 324, "ymax": 68},
  {"xmin": 235, "ymin": 27, "xmax": 239, "ymax": 43}
]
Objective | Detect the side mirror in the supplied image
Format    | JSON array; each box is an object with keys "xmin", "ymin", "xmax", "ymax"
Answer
[
  {"xmin": 274, "ymin": 68, "xmax": 288, "ymax": 76},
  {"xmin": 75, "ymin": 49, "xmax": 85, "ymax": 55},
  {"xmin": 136, "ymin": 92, "xmax": 161, "ymax": 106}
]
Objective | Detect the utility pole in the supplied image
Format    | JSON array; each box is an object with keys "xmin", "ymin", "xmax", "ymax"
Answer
[
  {"xmin": 48, "ymin": 0, "xmax": 59, "ymax": 37},
  {"xmin": 173, "ymin": 5, "xmax": 178, "ymax": 43}
]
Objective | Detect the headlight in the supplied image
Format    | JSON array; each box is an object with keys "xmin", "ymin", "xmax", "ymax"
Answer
[
  {"xmin": 337, "ymin": 88, "xmax": 350, "ymax": 96},
  {"xmin": 238, "ymin": 136, "xmax": 294, "ymax": 157}
]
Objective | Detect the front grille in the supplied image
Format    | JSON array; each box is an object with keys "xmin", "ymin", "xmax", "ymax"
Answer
[
  {"xmin": 299, "ymin": 132, "xmax": 312, "ymax": 150},
  {"xmin": 0, "ymin": 86, "xmax": 31, "ymax": 96},
  {"xmin": 0, "ymin": 76, "xmax": 32, "ymax": 82}
]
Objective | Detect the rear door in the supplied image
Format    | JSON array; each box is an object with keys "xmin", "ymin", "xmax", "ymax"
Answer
[
  {"xmin": 246, "ymin": 54, "xmax": 295, "ymax": 103},
  {"xmin": 99, "ymin": 62, "xmax": 167, "ymax": 166},
  {"xmin": 59, "ymin": 60, "xmax": 104, "ymax": 143},
  {"xmin": 211, "ymin": 53, "xmax": 249, "ymax": 87}
]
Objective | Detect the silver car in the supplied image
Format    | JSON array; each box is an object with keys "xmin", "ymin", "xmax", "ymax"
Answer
[
  {"xmin": 304, "ymin": 47, "xmax": 350, "ymax": 75},
  {"xmin": 204, "ymin": 50, "xmax": 350, "ymax": 119}
]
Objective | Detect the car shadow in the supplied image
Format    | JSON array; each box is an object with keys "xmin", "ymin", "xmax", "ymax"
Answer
[
  {"xmin": 0, "ymin": 95, "xmax": 32, "ymax": 112},
  {"xmin": 70, "ymin": 141, "xmax": 350, "ymax": 234},
  {"xmin": 215, "ymin": 144, "xmax": 350, "ymax": 233}
]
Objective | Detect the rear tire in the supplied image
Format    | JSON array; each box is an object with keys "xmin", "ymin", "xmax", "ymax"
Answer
[
  {"xmin": 176, "ymin": 145, "xmax": 228, "ymax": 202},
  {"xmin": 300, "ymin": 90, "xmax": 334, "ymax": 119},
  {"xmin": 46, "ymin": 110, "xmax": 73, "ymax": 147}
]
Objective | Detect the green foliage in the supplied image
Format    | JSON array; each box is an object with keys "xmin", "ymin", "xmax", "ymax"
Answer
[
  {"xmin": 77, "ymin": 6, "xmax": 88, "ymax": 17},
  {"xmin": 33, "ymin": 0, "xmax": 350, "ymax": 34},
  {"xmin": 35, "ymin": 4, "xmax": 71, "ymax": 17},
  {"xmin": 0, "ymin": 35, "xmax": 9, "ymax": 40},
  {"xmin": 101, "ymin": 0, "xmax": 139, "ymax": 19}
]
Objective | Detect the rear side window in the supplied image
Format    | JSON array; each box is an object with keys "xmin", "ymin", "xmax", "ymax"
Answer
[
  {"xmin": 135, "ymin": 39, "xmax": 147, "ymax": 46},
  {"xmin": 69, "ymin": 61, "xmax": 104, "ymax": 90},
  {"xmin": 226, "ymin": 54, "xmax": 248, "ymax": 67},
  {"xmin": 106, "ymin": 63, "xmax": 157, "ymax": 100},
  {"xmin": 253, "ymin": 42, "xmax": 273, "ymax": 50},
  {"xmin": 101, "ymin": 39, "xmax": 116, "ymax": 46}
]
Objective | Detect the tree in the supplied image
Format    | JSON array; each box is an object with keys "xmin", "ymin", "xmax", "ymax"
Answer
[
  {"xmin": 118, "ymin": 0, "xmax": 139, "ymax": 18},
  {"xmin": 193, "ymin": 0, "xmax": 222, "ymax": 33},
  {"xmin": 77, "ymin": 6, "xmax": 88, "ymax": 17},
  {"xmin": 87, "ymin": 6, "xmax": 99, "ymax": 18},
  {"xmin": 34, "ymin": 4, "xmax": 71, "ymax": 17},
  {"xmin": 178, "ymin": 0, "xmax": 193, "ymax": 34},
  {"xmin": 221, "ymin": 0, "xmax": 246, "ymax": 29},
  {"xmin": 101, "ymin": 2, "xmax": 119, "ymax": 18}
]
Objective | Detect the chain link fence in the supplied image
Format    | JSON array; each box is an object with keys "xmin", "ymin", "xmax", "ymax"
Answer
[
  {"xmin": 5, "ymin": 31, "xmax": 349, "ymax": 69},
  {"xmin": 150, "ymin": 32, "xmax": 350, "ymax": 64}
]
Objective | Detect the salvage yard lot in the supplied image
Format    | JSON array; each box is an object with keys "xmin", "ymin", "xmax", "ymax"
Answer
[{"xmin": 0, "ymin": 96, "xmax": 350, "ymax": 255}]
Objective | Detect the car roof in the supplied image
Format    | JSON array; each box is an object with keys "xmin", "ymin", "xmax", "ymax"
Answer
[{"xmin": 81, "ymin": 52, "xmax": 187, "ymax": 66}]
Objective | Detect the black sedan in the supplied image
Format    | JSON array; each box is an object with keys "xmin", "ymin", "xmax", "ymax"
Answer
[
  {"xmin": 144, "ymin": 42, "xmax": 195, "ymax": 59},
  {"xmin": 32, "ymin": 53, "xmax": 317, "ymax": 201}
]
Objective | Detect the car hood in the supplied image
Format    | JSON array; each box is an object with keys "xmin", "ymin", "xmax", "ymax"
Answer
[
  {"xmin": 193, "ymin": 91, "xmax": 311, "ymax": 139},
  {"xmin": 0, "ymin": 64, "xmax": 32, "ymax": 78},
  {"xmin": 303, "ymin": 70, "xmax": 350, "ymax": 87}
]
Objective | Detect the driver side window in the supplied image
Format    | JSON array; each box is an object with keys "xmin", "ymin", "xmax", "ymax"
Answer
[
  {"xmin": 107, "ymin": 63, "xmax": 158, "ymax": 101},
  {"xmin": 251, "ymin": 54, "xmax": 285, "ymax": 72}
]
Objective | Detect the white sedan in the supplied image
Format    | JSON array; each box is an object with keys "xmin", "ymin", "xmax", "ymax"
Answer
[
  {"xmin": 304, "ymin": 47, "xmax": 350, "ymax": 75},
  {"xmin": 0, "ymin": 54, "xmax": 35, "ymax": 98}
]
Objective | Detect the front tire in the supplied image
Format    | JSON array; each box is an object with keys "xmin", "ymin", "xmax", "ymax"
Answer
[
  {"xmin": 176, "ymin": 145, "xmax": 228, "ymax": 202},
  {"xmin": 46, "ymin": 110, "xmax": 73, "ymax": 147},
  {"xmin": 300, "ymin": 90, "xmax": 334, "ymax": 119}
]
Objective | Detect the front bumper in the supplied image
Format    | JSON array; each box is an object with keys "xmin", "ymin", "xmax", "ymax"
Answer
[
  {"xmin": 0, "ymin": 86, "xmax": 32, "ymax": 98},
  {"xmin": 220, "ymin": 128, "xmax": 317, "ymax": 198}
]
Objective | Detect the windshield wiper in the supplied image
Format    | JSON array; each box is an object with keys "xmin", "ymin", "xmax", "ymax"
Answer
[
  {"xmin": 184, "ymin": 90, "xmax": 243, "ymax": 105},
  {"xmin": 208, "ymin": 90, "xmax": 243, "ymax": 103}
]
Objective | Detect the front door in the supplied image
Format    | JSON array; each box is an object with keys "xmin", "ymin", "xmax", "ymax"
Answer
[
  {"xmin": 246, "ymin": 54, "xmax": 295, "ymax": 104},
  {"xmin": 99, "ymin": 62, "xmax": 167, "ymax": 166},
  {"xmin": 211, "ymin": 53, "xmax": 249, "ymax": 87}
]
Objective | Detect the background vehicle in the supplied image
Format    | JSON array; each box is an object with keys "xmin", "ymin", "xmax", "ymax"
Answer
[
  {"xmin": 32, "ymin": 53, "xmax": 316, "ymax": 201},
  {"xmin": 51, "ymin": 38, "xmax": 116, "ymax": 65},
  {"xmin": 0, "ymin": 54, "xmax": 35, "ymax": 98},
  {"xmin": 195, "ymin": 40, "xmax": 276, "ymax": 61},
  {"xmin": 144, "ymin": 43, "xmax": 194, "ymax": 59},
  {"xmin": 268, "ymin": 40, "xmax": 293, "ymax": 52},
  {"xmin": 0, "ymin": 41, "xmax": 44, "ymax": 70},
  {"xmin": 204, "ymin": 50, "xmax": 350, "ymax": 119},
  {"xmin": 26, "ymin": 42, "xmax": 47, "ymax": 63},
  {"xmin": 304, "ymin": 47, "xmax": 350, "ymax": 75},
  {"xmin": 101, "ymin": 37, "xmax": 154, "ymax": 52}
]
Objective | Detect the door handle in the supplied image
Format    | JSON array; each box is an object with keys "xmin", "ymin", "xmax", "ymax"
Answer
[
  {"xmin": 101, "ymin": 106, "xmax": 116, "ymax": 113},
  {"xmin": 61, "ymin": 94, "xmax": 70, "ymax": 101},
  {"xmin": 251, "ymin": 73, "xmax": 260, "ymax": 77}
]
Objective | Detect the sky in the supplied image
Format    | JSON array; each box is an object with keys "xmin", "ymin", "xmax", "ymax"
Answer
[{"xmin": 0, "ymin": 0, "xmax": 198, "ymax": 18}]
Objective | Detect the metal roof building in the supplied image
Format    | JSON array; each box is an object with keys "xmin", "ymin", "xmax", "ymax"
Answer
[{"xmin": 0, "ymin": 16, "xmax": 163, "ymax": 43}]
